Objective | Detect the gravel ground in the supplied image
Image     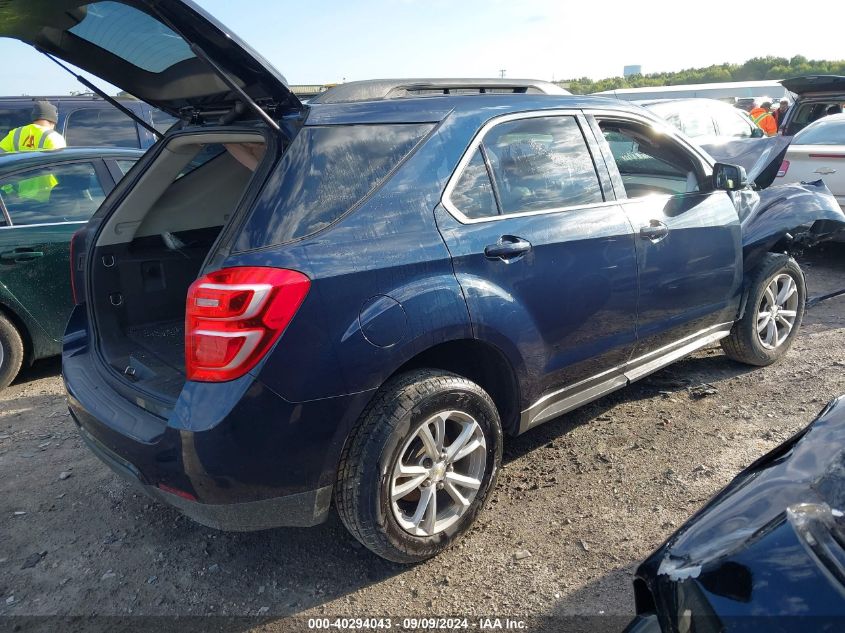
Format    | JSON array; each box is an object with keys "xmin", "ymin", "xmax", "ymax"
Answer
[{"xmin": 1, "ymin": 244, "xmax": 844, "ymax": 632}]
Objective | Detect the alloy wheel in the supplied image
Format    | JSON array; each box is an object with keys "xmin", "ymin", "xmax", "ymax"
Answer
[
  {"xmin": 390, "ymin": 410, "xmax": 487, "ymax": 537},
  {"xmin": 756, "ymin": 273, "xmax": 799, "ymax": 349}
]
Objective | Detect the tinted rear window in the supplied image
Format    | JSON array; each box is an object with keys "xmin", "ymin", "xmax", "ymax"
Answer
[
  {"xmin": 65, "ymin": 108, "xmax": 140, "ymax": 148},
  {"xmin": 238, "ymin": 123, "xmax": 433, "ymax": 247},
  {"xmin": 69, "ymin": 1, "xmax": 195, "ymax": 73},
  {"xmin": 0, "ymin": 107, "xmax": 31, "ymax": 134}
]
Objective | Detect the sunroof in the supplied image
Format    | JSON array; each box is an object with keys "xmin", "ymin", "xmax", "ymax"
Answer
[{"xmin": 69, "ymin": 1, "xmax": 195, "ymax": 73}]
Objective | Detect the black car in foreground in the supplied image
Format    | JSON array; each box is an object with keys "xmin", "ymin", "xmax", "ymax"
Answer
[{"xmin": 627, "ymin": 395, "xmax": 845, "ymax": 632}]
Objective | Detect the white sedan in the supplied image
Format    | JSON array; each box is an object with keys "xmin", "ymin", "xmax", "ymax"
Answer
[{"xmin": 776, "ymin": 113, "xmax": 845, "ymax": 209}]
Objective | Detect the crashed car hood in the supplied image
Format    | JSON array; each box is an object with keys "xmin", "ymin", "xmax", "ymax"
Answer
[
  {"xmin": 702, "ymin": 136, "xmax": 791, "ymax": 190},
  {"xmin": 635, "ymin": 396, "xmax": 845, "ymax": 629}
]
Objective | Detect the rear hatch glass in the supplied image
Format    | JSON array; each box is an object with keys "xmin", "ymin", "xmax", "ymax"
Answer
[{"xmin": 0, "ymin": 0, "xmax": 302, "ymax": 121}]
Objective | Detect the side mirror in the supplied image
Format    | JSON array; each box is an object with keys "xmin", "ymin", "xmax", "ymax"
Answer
[
  {"xmin": 713, "ymin": 162, "xmax": 748, "ymax": 191},
  {"xmin": 751, "ymin": 127, "xmax": 764, "ymax": 138}
]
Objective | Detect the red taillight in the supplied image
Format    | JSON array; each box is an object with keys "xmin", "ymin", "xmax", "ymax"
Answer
[
  {"xmin": 185, "ymin": 267, "xmax": 310, "ymax": 382},
  {"xmin": 776, "ymin": 160, "xmax": 790, "ymax": 178},
  {"xmin": 69, "ymin": 229, "xmax": 85, "ymax": 305}
]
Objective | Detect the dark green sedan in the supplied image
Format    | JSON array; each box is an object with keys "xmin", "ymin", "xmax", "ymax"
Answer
[{"xmin": 0, "ymin": 147, "xmax": 143, "ymax": 388}]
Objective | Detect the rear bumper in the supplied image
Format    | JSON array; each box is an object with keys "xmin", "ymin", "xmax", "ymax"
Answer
[
  {"xmin": 63, "ymin": 309, "xmax": 374, "ymax": 530},
  {"xmin": 77, "ymin": 423, "xmax": 332, "ymax": 530}
]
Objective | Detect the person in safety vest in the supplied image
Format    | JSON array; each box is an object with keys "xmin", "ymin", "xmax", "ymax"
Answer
[
  {"xmin": 0, "ymin": 101, "xmax": 66, "ymax": 153},
  {"xmin": 0, "ymin": 101, "xmax": 66, "ymax": 202},
  {"xmin": 749, "ymin": 101, "xmax": 777, "ymax": 136}
]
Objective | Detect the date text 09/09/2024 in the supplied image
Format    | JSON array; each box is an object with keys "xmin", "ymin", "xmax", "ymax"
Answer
[{"xmin": 307, "ymin": 618, "xmax": 528, "ymax": 630}]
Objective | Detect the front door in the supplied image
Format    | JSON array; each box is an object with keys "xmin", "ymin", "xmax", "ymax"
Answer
[
  {"xmin": 588, "ymin": 114, "xmax": 743, "ymax": 365},
  {"xmin": 436, "ymin": 112, "xmax": 639, "ymax": 429},
  {"xmin": 0, "ymin": 159, "xmax": 110, "ymax": 341}
]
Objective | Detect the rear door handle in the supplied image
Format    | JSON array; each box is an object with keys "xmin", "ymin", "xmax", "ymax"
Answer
[
  {"xmin": 639, "ymin": 221, "xmax": 669, "ymax": 242},
  {"xmin": 484, "ymin": 236, "xmax": 532, "ymax": 260},
  {"xmin": 0, "ymin": 249, "xmax": 44, "ymax": 262}
]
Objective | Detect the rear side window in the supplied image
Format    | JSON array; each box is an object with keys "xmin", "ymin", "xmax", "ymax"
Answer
[
  {"xmin": 0, "ymin": 161, "xmax": 105, "ymax": 225},
  {"xmin": 240, "ymin": 123, "xmax": 433, "ymax": 246},
  {"xmin": 447, "ymin": 116, "xmax": 603, "ymax": 219},
  {"xmin": 65, "ymin": 108, "xmax": 140, "ymax": 148},
  {"xmin": 450, "ymin": 150, "xmax": 498, "ymax": 219},
  {"xmin": 0, "ymin": 108, "xmax": 31, "ymax": 134},
  {"xmin": 151, "ymin": 110, "xmax": 178, "ymax": 134}
]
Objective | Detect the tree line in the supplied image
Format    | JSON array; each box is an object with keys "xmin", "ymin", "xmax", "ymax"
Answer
[{"xmin": 562, "ymin": 56, "xmax": 845, "ymax": 94}]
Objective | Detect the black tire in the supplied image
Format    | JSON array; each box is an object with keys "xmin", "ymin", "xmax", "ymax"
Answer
[
  {"xmin": 335, "ymin": 369, "xmax": 502, "ymax": 563},
  {"xmin": 721, "ymin": 253, "xmax": 806, "ymax": 366},
  {"xmin": 0, "ymin": 313, "xmax": 25, "ymax": 390}
]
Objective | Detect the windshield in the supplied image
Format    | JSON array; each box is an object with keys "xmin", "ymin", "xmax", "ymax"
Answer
[{"xmin": 794, "ymin": 116, "xmax": 845, "ymax": 145}]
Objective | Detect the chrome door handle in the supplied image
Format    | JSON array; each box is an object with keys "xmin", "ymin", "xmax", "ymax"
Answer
[
  {"xmin": 484, "ymin": 235, "xmax": 532, "ymax": 260},
  {"xmin": 639, "ymin": 221, "xmax": 669, "ymax": 242}
]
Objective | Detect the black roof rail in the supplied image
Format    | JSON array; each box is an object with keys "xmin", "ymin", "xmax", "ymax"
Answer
[{"xmin": 309, "ymin": 78, "xmax": 570, "ymax": 104}]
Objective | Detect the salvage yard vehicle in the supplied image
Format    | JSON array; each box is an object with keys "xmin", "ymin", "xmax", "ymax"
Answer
[
  {"xmin": 3, "ymin": 0, "xmax": 845, "ymax": 563},
  {"xmin": 0, "ymin": 147, "xmax": 142, "ymax": 389},
  {"xmin": 776, "ymin": 112, "xmax": 845, "ymax": 211},
  {"xmin": 636, "ymin": 98, "xmax": 765, "ymax": 145},
  {"xmin": 0, "ymin": 95, "xmax": 173, "ymax": 150},
  {"xmin": 625, "ymin": 396, "xmax": 845, "ymax": 633},
  {"xmin": 779, "ymin": 75, "xmax": 845, "ymax": 136}
]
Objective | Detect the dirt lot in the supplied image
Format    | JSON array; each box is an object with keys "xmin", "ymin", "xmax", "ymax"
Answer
[{"xmin": 1, "ymin": 244, "xmax": 844, "ymax": 632}]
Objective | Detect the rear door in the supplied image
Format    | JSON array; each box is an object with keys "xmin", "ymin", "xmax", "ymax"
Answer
[
  {"xmin": 586, "ymin": 111, "xmax": 743, "ymax": 369},
  {"xmin": 0, "ymin": 159, "xmax": 114, "ymax": 341},
  {"xmin": 436, "ymin": 111, "xmax": 639, "ymax": 429}
]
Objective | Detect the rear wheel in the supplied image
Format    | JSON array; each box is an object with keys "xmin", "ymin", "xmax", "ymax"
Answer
[
  {"xmin": 335, "ymin": 370, "xmax": 502, "ymax": 563},
  {"xmin": 721, "ymin": 254, "xmax": 805, "ymax": 366},
  {"xmin": 0, "ymin": 314, "xmax": 24, "ymax": 390}
]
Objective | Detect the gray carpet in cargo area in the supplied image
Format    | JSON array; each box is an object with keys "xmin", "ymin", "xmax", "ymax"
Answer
[{"xmin": 125, "ymin": 321, "xmax": 187, "ymax": 398}]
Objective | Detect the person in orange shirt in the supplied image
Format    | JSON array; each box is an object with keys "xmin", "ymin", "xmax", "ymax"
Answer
[{"xmin": 749, "ymin": 101, "xmax": 778, "ymax": 136}]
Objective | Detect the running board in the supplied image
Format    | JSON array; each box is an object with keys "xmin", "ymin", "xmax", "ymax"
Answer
[{"xmin": 518, "ymin": 324, "xmax": 732, "ymax": 433}]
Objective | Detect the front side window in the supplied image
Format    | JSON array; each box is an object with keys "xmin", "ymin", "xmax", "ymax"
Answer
[
  {"xmin": 678, "ymin": 104, "xmax": 717, "ymax": 139},
  {"xmin": 0, "ymin": 161, "xmax": 105, "ymax": 225},
  {"xmin": 713, "ymin": 107, "xmax": 754, "ymax": 138},
  {"xmin": 65, "ymin": 108, "xmax": 140, "ymax": 148},
  {"xmin": 599, "ymin": 120, "xmax": 701, "ymax": 198}
]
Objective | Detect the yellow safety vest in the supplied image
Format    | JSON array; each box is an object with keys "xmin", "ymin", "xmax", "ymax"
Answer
[
  {"xmin": 0, "ymin": 123, "xmax": 66, "ymax": 153},
  {"xmin": 0, "ymin": 125, "xmax": 66, "ymax": 202}
]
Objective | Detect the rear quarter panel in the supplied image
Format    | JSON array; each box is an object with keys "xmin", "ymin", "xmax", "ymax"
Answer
[{"xmin": 230, "ymin": 115, "xmax": 481, "ymax": 404}]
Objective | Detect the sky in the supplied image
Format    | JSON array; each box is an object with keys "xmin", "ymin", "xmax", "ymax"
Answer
[{"xmin": 1, "ymin": 0, "xmax": 843, "ymax": 96}]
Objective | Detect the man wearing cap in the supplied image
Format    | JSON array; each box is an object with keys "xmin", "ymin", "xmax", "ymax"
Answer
[
  {"xmin": 749, "ymin": 101, "xmax": 777, "ymax": 137},
  {"xmin": 0, "ymin": 100, "xmax": 66, "ymax": 153}
]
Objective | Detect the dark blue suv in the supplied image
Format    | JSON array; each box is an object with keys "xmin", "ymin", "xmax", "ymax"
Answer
[{"xmin": 5, "ymin": 0, "xmax": 844, "ymax": 562}]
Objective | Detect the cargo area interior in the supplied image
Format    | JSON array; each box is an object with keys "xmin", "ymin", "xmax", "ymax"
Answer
[{"xmin": 90, "ymin": 132, "xmax": 268, "ymax": 401}]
